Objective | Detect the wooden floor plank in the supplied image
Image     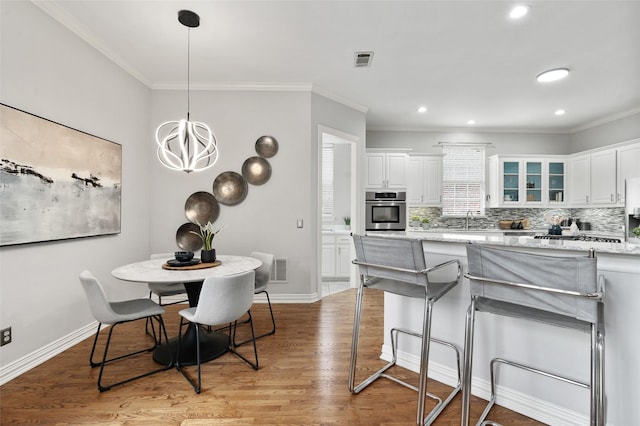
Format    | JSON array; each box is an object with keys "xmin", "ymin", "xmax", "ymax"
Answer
[{"xmin": 0, "ymin": 289, "xmax": 544, "ymax": 425}]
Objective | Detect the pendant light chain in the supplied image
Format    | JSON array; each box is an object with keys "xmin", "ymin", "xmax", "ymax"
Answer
[{"xmin": 187, "ymin": 27, "xmax": 191, "ymax": 122}]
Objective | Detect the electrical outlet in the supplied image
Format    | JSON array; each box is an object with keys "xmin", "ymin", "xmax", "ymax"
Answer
[{"xmin": 1, "ymin": 327, "xmax": 11, "ymax": 346}]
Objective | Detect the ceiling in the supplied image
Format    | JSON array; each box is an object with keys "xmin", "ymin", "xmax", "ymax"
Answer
[{"xmin": 33, "ymin": 0, "xmax": 640, "ymax": 132}]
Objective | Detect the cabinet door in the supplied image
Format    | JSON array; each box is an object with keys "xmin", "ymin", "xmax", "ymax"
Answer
[
  {"xmin": 547, "ymin": 161, "xmax": 565, "ymax": 203},
  {"xmin": 423, "ymin": 156, "xmax": 442, "ymax": 204},
  {"xmin": 502, "ymin": 161, "xmax": 521, "ymax": 203},
  {"xmin": 385, "ymin": 154, "xmax": 406, "ymax": 188},
  {"xmin": 335, "ymin": 239, "xmax": 352, "ymax": 277},
  {"xmin": 366, "ymin": 154, "xmax": 386, "ymax": 188},
  {"xmin": 568, "ymin": 155, "xmax": 590, "ymax": 205},
  {"xmin": 406, "ymin": 157, "xmax": 424, "ymax": 204},
  {"xmin": 321, "ymin": 243, "xmax": 336, "ymax": 277},
  {"xmin": 487, "ymin": 156, "xmax": 499, "ymax": 207},
  {"xmin": 590, "ymin": 150, "xmax": 617, "ymax": 204},
  {"xmin": 617, "ymin": 143, "xmax": 640, "ymax": 204},
  {"xmin": 524, "ymin": 161, "xmax": 542, "ymax": 204}
]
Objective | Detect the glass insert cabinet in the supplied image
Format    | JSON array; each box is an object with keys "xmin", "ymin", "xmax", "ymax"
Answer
[{"xmin": 488, "ymin": 156, "xmax": 566, "ymax": 207}]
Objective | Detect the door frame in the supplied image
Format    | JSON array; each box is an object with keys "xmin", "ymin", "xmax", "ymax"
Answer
[{"xmin": 316, "ymin": 125, "xmax": 360, "ymax": 298}]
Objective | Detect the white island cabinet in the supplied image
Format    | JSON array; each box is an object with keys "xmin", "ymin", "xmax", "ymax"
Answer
[{"xmin": 367, "ymin": 231, "xmax": 640, "ymax": 426}]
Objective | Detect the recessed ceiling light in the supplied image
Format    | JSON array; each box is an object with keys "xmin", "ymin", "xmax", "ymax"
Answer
[
  {"xmin": 417, "ymin": 106, "xmax": 428, "ymax": 113},
  {"xmin": 467, "ymin": 120, "xmax": 476, "ymax": 125},
  {"xmin": 536, "ymin": 68, "xmax": 570, "ymax": 83},
  {"xmin": 509, "ymin": 5, "xmax": 530, "ymax": 19},
  {"xmin": 555, "ymin": 109, "xmax": 566, "ymax": 116}
]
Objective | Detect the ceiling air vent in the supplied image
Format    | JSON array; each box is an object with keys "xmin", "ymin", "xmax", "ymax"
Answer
[{"xmin": 354, "ymin": 51, "xmax": 374, "ymax": 68}]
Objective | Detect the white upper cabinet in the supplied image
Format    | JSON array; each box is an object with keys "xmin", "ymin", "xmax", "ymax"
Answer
[
  {"xmin": 568, "ymin": 140, "xmax": 640, "ymax": 206},
  {"xmin": 568, "ymin": 155, "xmax": 591, "ymax": 205},
  {"xmin": 366, "ymin": 152, "xmax": 407, "ymax": 189},
  {"xmin": 488, "ymin": 155, "xmax": 565, "ymax": 207},
  {"xmin": 590, "ymin": 150, "xmax": 617, "ymax": 204},
  {"xmin": 616, "ymin": 142, "xmax": 640, "ymax": 204},
  {"xmin": 406, "ymin": 155, "xmax": 442, "ymax": 206}
]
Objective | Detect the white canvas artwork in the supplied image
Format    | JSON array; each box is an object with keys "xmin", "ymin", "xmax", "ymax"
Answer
[{"xmin": 0, "ymin": 104, "xmax": 122, "ymax": 246}]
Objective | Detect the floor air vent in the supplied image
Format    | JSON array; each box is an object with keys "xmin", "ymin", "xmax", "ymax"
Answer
[
  {"xmin": 354, "ymin": 51, "xmax": 374, "ymax": 67},
  {"xmin": 270, "ymin": 258, "xmax": 287, "ymax": 282}
]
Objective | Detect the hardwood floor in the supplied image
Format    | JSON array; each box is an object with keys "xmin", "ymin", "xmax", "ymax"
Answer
[{"xmin": 0, "ymin": 289, "xmax": 544, "ymax": 425}]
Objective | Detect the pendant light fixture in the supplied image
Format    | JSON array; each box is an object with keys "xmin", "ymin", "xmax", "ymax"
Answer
[{"xmin": 155, "ymin": 10, "xmax": 218, "ymax": 173}]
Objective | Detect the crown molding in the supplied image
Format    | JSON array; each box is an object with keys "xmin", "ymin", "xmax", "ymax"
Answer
[
  {"xmin": 366, "ymin": 126, "xmax": 572, "ymax": 135},
  {"xmin": 570, "ymin": 106, "xmax": 640, "ymax": 134},
  {"xmin": 152, "ymin": 81, "xmax": 313, "ymax": 92},
  {"xmin": 311, "ymin": 84, "xmax": 369, "ymax": 113},
  {"xmin": 31, "ymin": 0, "xmax": 152, "ymax": 88}
]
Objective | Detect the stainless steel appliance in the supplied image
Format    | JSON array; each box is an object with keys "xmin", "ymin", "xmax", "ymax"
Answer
[
  {"xmin": 625, "ymin": 177, "xmax": 640, "ymax": 242},
  {"xmin": 365, "ymin": 191, "xmax": 407, "ymax": 231}
]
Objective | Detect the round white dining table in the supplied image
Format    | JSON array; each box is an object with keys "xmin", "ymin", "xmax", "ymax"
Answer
[{"xmin": 111, "ymin": 254, "xmax": 262, "ymax": 366}]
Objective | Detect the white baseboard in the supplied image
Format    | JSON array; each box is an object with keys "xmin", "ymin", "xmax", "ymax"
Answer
[
  {"xmin": 381, "ymin": 343, "xmax": 590, "ymax": 426},
  {"xmin": 0, "ymin": 321, "xmax": 98, "ymax": 386}
]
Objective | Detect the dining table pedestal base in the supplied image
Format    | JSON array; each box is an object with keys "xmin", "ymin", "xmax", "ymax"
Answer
[{"xmin": 153, "ymin": 324, "xmax": 229, "ymax": 366}]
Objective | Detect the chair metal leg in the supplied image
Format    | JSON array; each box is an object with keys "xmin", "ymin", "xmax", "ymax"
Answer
[
  {"xmin": 233, "ymin": 290, "xmax": 276, "ymax": 346},
  {"xmin": 230, "ymin": 311, "xmax": 259, "ymax": 370},
  {"xmin": 176, "ymin": 317, "xmax": 202, "ymax": 394},
  {"xmin": 461, "ymin": 298, "xmax": 477, "ymax": 426},
  {"xmin": 349, "ymin": 279, "xmax": 461, "ymax": 425},
  {"xmin": 416, "ymin": 299, "xmax": 434, "ymax": 425},
  {"xmin": 348, "ymin": 277, "xmax": 367, "ymax": 393},
  {"xmin": 90, "ymin": 315, "xmax": 172, "ymax": 392}
]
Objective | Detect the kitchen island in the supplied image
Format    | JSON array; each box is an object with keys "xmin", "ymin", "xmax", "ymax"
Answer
[{"xmin": 366, "ymin": 230, "xmax": 639, "ymax": 426}]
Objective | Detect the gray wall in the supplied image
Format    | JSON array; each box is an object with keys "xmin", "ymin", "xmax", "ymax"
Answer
[
  {"xmin": 148, "ymin": 89, "xmax": 314, "ymax": 296},
  {"xmin": 366, "ymin": 130, "xmax": 572, "ymax": 155},
  {"xmin": 569, "ymin": 111, "xmax": 640, "ymax": 152},
  {"xmin": 0, "ymin": 1, "xmax": 151, "ymax": 368}
]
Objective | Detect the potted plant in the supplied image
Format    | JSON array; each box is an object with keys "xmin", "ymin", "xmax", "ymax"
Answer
[
  {"xmin": 344, "ymin": 216, "xmax": 351, "ymax": 229},
  {"xmin": 420, "ymin": 217, "xmax": 430, "ymax": 229},
  {"xmin": 410, "ymin": 216, "xmax": 422, "ymax": 228},
  {"xmin": 190, "ymin": 222, "xmax": 226, "ymax": 263}
]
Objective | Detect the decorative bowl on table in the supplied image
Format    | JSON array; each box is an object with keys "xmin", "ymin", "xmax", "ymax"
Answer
[{"xmin": 174, "ymin": 251, "xmax": 194, "ymax": 262}]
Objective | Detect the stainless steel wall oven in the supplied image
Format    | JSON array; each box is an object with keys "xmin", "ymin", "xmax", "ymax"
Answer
[{"xmin": 365, "ymin": 191, "xmax": 407, "ymax": 231}]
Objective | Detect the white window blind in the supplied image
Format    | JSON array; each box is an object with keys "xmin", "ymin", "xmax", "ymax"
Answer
[
  {"xmin": 322, "ymin": 143, "xmax": 334, "ymax": 217},
  {"xmin": 442, "ymin": 145, "xmax": 485, "ymax": 216}
]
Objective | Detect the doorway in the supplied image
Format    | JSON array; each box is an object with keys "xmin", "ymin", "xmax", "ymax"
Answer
[{"xmin": 319, "ymin": 127, "xmax": 358, "ymax": 298}]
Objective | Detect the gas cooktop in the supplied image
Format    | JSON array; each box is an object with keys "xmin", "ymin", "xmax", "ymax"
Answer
[{"xmin": 533, "ymin": 234, "xmax": 622, "ymax": 243}]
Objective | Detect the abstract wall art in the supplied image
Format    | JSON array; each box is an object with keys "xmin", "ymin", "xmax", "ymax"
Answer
[{"xmin": 0, "ymin": 104, "xmax": 122, "ymax": 246}]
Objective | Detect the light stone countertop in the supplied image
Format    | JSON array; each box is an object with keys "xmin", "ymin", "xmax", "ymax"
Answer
[{"xmin": 367, "ymin": 230, "xmax": 640, "ymax": 256}]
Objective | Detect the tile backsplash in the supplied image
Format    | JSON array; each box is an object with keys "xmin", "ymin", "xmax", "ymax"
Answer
[{"xmin": 409, "ymin": 207, "xmax": 625, "ymax": 234}]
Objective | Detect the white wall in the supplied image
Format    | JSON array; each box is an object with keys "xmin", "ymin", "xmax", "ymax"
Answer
[{"xmin": 0, "ymin": 2, "xmax": 151, "ymax": 368}]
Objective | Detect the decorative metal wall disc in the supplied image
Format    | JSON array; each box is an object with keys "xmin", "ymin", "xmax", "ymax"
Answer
[
  {"xmin": 176, "ymin": 222, "xmax": 203, "ymax": 251},
  {"xmin": 242, "ymin": 156, "xmax": 272, "ymax": 185},
  {"xmin": 184, "ymin": 191, "xmax": 219, "ymax": 224},
  {"xmin": 212, "ymin": 171, "xmax": 248, "ymax": 205},
  {"xmin": 255, "ymin": 135, "xmax": 279, "ymax": 158}
]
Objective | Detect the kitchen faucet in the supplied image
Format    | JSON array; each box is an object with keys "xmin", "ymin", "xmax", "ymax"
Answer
[{"xmin": 465, "ymin": 210, "xmax": 474, "ymax": 230}]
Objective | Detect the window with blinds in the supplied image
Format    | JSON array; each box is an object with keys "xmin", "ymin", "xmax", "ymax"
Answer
[
  {"xmin": 322, "ymin": 143, "xmax": 334, "ymax": 217},
  {"xmin": 442, "ymin": 145, "xmax": 485, "ymax": 216}
]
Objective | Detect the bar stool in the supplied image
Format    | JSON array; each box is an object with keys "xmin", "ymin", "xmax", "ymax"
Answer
[
  {"xmin": 461, "ymin": 244, "xmax": 605, "ymax": 426},
  {"xmin": 350, "ymin": 234, "xmax": 463, "ymax": 426}
]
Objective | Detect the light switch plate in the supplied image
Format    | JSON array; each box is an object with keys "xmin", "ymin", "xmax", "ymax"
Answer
[{"xmin": 297, "ymin": 219, "xmax": 303, "ymax": 228}]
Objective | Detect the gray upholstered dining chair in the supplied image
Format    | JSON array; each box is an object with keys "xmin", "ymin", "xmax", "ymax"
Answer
[
  {"xmin": 350, "ymin": 234, "xmax": 463, "ymax": 426},
  {"xmin": 175, "ymin": 270, "xmax": 259, "ymax": 394},
  {"xmin": 233, "ymin": 251, "xmax": 276, "ymax": 346},
  {"xmin": 79, "ymin": 270, "xmax": 173, "ymax": 392},
  {"xmin": 145, "ymin": 252, "xmax": 189, "ymax": 337},
  {"xmin": 462, "ymin": 244, "xmax": 605, "ymax": 426}
]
